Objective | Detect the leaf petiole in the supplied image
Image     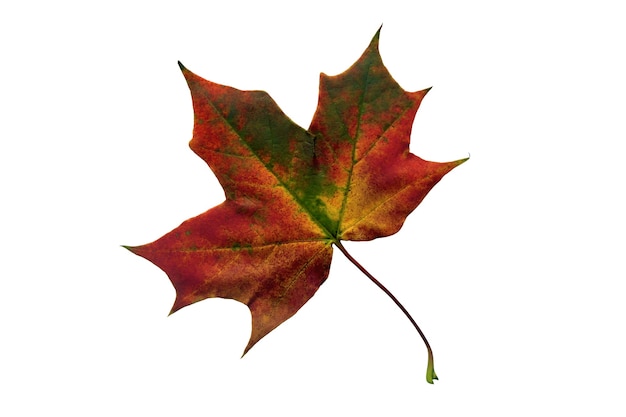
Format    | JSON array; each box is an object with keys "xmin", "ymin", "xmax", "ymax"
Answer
[{"xmin": 333, "ymin": 241, "xmax": 438, "ymax": 384}]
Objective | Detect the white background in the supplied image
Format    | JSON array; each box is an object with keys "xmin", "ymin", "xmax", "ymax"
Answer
[{"xmin": 2, "ymin": 1, "xmax": 625, "ymax": 415}]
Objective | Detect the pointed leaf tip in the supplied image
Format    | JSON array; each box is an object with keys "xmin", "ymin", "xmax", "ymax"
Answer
[
  {"xmin": 457, "ymin": 155, "xmax": 470, "ymax": 166},
  {"xmin": 368, "ymin": 25, "xmax": 382, "ymax": 50}
]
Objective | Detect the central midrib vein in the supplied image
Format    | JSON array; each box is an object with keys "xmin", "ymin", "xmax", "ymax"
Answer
[{"xmin": 335, "ymin": 61, "xmax": 372, "ymax": 238}]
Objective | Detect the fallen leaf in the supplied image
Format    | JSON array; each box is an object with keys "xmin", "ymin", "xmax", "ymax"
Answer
[{"xmin": 125, "ymin": 28, "xmax": 467, "ymax": 384}]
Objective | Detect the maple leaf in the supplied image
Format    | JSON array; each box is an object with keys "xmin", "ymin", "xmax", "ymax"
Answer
[{"xmin": 124, "ymin": 28, "xmax": 467, "ymax": 384}]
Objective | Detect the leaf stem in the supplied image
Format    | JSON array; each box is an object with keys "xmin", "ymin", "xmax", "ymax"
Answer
[{"xmin": 333, "ymin": 241, "xmax": 438, "ymax": 384}]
